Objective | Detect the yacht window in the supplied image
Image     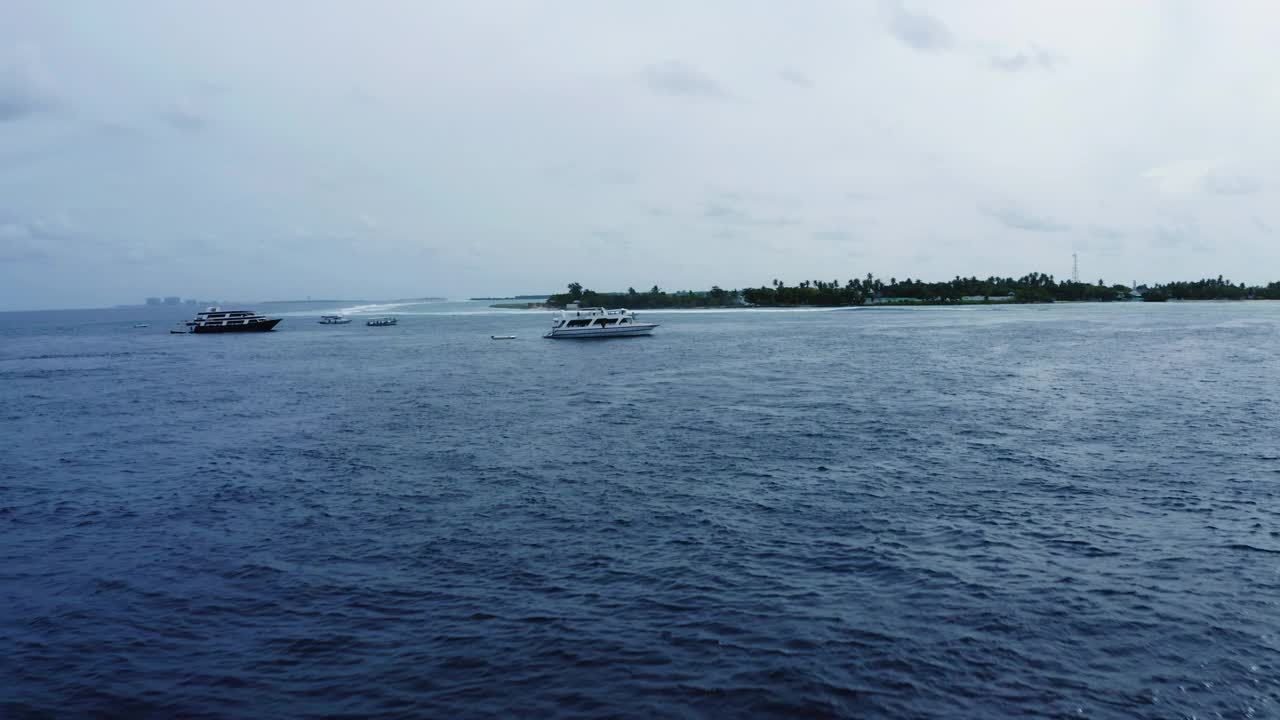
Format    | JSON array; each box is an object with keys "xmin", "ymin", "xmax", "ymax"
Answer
[
  {"xmin": 227, "ymin": 320, "xmax": 244, "ymax": 325},
  {"xmin": 567, "ymin": 319, "xmax": 591, "ymax": 327}
]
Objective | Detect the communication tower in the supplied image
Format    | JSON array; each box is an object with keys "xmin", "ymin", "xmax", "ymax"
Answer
[{"xmin": 1072, "ymin": 253, "xmax": 1080, "ymax": 283}]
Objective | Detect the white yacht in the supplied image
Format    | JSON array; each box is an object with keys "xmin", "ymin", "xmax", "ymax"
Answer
[
  {"xmin": 318, "ymin": 315, "xmax": 351, "ymax": 325},
  {"xmin": 544, "ymin": 307, "xmax": 658, "ymax": 339},
  {"xmin": 180, "ymin": 307, "xmax": 282, "ymax": 334}
]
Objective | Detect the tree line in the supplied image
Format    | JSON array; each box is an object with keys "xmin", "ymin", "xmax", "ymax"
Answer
[
  {"xmin": 546, "ymin": 275, "xmax": 1280, "ymax": 308},
  {"xmin": 1140, "ymin": 277, "xmax": 1280, "ymax": 302},
  {"xmin": 547, "ymin": 283, "xmax": 740, "ymax": 309}
]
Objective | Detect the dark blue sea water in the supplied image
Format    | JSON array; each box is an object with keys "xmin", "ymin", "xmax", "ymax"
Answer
[{"xmin": 3, "ymin": 300, "xmax": 1279, "ymax": 719}]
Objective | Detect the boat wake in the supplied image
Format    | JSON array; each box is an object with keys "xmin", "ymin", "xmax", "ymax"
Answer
[{"xmin": 279, "ymin": 302, "xmax": 417, "ymax": 318}]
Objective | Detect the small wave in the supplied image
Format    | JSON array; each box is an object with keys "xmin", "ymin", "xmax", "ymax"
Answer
[{"xmin": 1222, "ymin": 543, "xmax": 1280, "ymax": 554}]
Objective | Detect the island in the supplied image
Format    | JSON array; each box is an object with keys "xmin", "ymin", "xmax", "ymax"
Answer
[
  {"xmin": 533, "ymin": 275, "xmax": 1280, "ymax": 309},
  {"xmin": 489, "ymin": 301, "xmax": 551, "ymax": 309}
]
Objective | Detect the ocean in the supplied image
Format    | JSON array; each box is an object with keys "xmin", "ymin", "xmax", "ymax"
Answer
[{"xmin": 2, "ymin": 300, "xmax": 1278, "ymax": 718}]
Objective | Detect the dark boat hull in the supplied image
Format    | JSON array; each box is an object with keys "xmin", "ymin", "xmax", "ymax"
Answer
[{"xmin": 190, "ymin": 318, "xmax": 282, "ymax": 334}]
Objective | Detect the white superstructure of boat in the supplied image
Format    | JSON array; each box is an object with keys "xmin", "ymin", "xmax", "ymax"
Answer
[{"xmin": 544, "ymin": 307, "xmax": 658, "ymax": 339}]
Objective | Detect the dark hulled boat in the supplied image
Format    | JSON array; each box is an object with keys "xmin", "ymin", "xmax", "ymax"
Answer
[{"xmin": 182, "ymin": 307, "xmax": 283, "ymax": 334}]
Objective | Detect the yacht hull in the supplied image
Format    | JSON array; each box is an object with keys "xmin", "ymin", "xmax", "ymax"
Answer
[
  {"xmin": 543, "ymin": 324, "xmax": 658, "ymax": 339},
  {"xmin": 190, "ymin": 318, "xmax": 282, "ymax": 334}
]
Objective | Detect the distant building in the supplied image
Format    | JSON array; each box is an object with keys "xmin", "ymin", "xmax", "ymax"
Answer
[
  {"xmin": 145, "ymin": 297, "xmax": 162, "ymax": 306},
  {"xmin": 163, "ymin": 296, "xmax": 181, "ymax": 305}
]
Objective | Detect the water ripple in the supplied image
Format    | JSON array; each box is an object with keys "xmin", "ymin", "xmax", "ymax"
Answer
[{"xmin": 2, "ymin": 302, "xmax": 1279, "ymax": 718}]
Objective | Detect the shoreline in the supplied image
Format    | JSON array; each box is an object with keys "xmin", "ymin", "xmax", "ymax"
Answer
[{"xmin": 491, "ymin": 298, "xmax": 1280, "ymax": 312}]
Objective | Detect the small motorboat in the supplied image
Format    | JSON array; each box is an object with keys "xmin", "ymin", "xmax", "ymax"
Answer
[
  {"xmin": 133, "ymin": 324, "xmax": 150, "ymax": 328},
  {"xmin": 366, "ymin": 316, "xmax": 397, "ymax": 327},
  {"xmin": 491, "ymin": 335, "xmax": 516, "ymax": 340},
  {"xmin": 318, "ymin": 315, "xmax": 351, "ymax": 325}
]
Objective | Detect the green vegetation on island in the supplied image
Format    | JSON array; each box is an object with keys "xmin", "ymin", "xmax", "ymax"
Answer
[
  {"xmin": 543, "ymin": 274, "xmax": 1280, "ymax": 309},
  {"xmin": 746, "ymin": 273, "xmax": 1133, "ymax": 305},
  {"xmin": 489, "ymin": 302, "xmax": 549, "ymax": 309},
  {"xmin": 547, "ymin": 283, "xmax": 742, "ymax": 309},
  {"xmin": 1139, "ymin": 277, "xmax": 1280, "ymax": 302}
]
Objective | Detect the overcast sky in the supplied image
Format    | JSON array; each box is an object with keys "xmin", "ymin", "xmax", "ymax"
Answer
[{"xmin": 2, "ymin": 1, "xmax": 1278, "ymax": 309}]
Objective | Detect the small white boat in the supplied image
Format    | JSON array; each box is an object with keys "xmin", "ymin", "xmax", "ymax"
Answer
[
  {"xmin": 491, "ymin": 335, "xmax": 516, "ymax": 340},
  {"xmin": 133, "ymin": 323, "xmax": 150, "ymax": 328},
  {"xmin": 318, "ymin": 315, "xmax": 351, "ymax": 325},
  {"xmin": 366, "ymin": 316, "xmax": 397, "ymax": 327},
  {"xmin": 544, "ymin": 307, "xmax": 658, "ymax": 339}
]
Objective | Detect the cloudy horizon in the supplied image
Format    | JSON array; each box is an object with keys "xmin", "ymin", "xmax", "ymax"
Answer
[{"xmin": 2, "ymin": 1, "xmax": 1278, "ymax": 310}]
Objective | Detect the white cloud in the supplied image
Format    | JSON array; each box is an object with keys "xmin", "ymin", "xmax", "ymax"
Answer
[
  {"xmin": 981, "ymin": 204, "xmax": 1071, "ymax": 233},
  {"xmin": 1142, "ymin": 160, "xmax": 1213, "ymax": 196},
  {"xmin": 778, "ymin": 68, "xmax": 812, "ymax": 87},
  {"xmin": 0, "ymin": 222, "xmax": 49, "ymax": 261},
  {"xmin": 989, "ymin": 45, "xmax": 1064, "ymax": 72},
  {"xmin": 4, "ymin": 1, "xmax": 1280, "ymax": 308},
  {"xmin": 0, "ymin": 44, "xmax": 60, "ymax": 121},
  {"xmin": 160, "ymin": 97, "xmax": 208, "ymax": 131},
  {"xmin": 1202, "ymin": 171, "xmax": 1262, "ymax": 196},
  {"xmin": 1143, "ymin": 161, "xmax": 1266, "ymax": 198},
  {"xmin": 643, "ymin": 61, "xmax": 732, "ymax": 99},
  {"xmin": 885, "ymin": 1, "xmax": 954, "ymax": 52}
]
